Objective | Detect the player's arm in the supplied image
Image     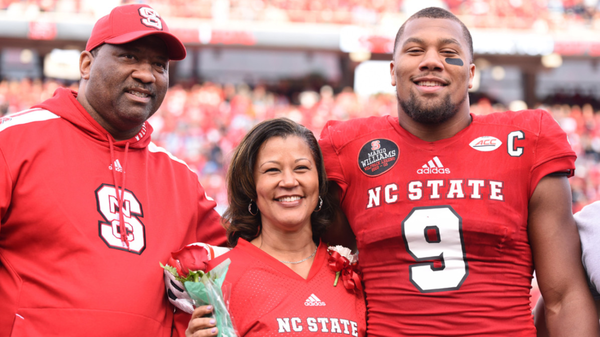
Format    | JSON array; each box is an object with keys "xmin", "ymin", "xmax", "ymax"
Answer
[
  {"xmin": 533, "ymin": 295, "xmax": 600, "ymax": 337},
  {"xmin": 321, "ymin": 181, "xmax": 357, "ymax": 252},
  {"xmin": 533, "ymin": 296, "xmax": 549, "ymax": 337},
  {"xmin": 529, "ymin": 175, "xmax": 598, "ymax": 336}
]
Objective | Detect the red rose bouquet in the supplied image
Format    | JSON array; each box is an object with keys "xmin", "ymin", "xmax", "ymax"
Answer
[{"xmin": 161, "ymin": 243, "xmax": 237, "ymax": 336}]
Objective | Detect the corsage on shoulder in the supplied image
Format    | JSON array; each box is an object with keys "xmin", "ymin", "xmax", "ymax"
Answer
[{"xmin": 327, "ymin": 245, "xmax": 362, "ymax": 293}]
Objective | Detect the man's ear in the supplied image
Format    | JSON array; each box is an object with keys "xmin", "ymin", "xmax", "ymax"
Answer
[
  {"xmin": 390, "ymin": 61, "xmax": 397, "ymax": 87},
  {"xmin": 79, "ymin": 51, "xmax": 93, "ymax": 80}
]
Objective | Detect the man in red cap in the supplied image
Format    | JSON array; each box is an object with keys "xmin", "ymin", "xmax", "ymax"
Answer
[{"xmin": 0, "ymin": 4, "xmax": 225, "ymax": 336}]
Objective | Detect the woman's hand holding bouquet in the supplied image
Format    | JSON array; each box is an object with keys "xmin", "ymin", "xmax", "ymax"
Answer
[{"xmin": 162, "ymin": 243, "xmax": 237, "ymax": 336}]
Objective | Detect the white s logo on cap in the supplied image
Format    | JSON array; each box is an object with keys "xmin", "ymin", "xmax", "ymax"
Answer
[{"xmin": 139, "ymin": 7, "xmax": 163, "ymax": 30}]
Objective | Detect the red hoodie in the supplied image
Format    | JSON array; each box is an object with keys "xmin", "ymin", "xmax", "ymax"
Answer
[{"xmin": 0, "ymin": 88, "xmax": 226, "ymax": 336}]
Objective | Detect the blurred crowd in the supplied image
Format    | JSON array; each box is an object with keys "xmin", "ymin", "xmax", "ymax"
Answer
[
  {"xmin": 2, "ymin": 0, "xmax": 600, "ymax": 30},
  {"xmin": 1, "ymin": 78, "xmax": 599, "ymax": 213}
]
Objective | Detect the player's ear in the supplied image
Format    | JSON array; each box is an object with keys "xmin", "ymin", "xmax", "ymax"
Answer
[
  {"xmin": 79, "ymin": 50, "xmax": 93, "ymax": 80},
  {"xmin": 468, "ymin": 63, "xmax": 475, "ymax": 89}
]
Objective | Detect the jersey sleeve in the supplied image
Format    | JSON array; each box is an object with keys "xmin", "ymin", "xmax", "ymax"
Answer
[
  {"xmin": 529, "ymin": 110, "xmax": 576, "ymax": 195},
  {"xmin": 195, "ymin": 182, "xmax": 227, "ymax": 246},
  {"xmin": 575, "ymin": 201, "xmax": 600, "ymax": 299},
  {"xmin": 0, "ymin": 141, "xmax": 13, "ymax": 233},
  {"xmin": 319, "ymin": 120, "xmax": 349, "ymax": 195}
]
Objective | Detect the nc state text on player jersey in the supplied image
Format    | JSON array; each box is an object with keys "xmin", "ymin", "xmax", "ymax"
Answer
[{"xmin": 367, "ymin": 179, "xmax": 505, "ymax": 208}]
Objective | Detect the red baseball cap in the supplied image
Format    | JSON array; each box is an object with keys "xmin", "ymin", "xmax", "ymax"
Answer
[{"xmin": 86, "ymin": 4, "xmax": 186, "ymax": 61}]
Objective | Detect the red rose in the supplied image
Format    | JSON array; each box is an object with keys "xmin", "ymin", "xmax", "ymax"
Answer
[{"xmin": 170, "ymin": 244, "xmax": 209, "ymax": 278}]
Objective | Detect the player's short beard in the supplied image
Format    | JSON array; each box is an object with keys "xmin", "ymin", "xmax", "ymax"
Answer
[{"xmin": 399, "ymin": 91, "xmax": 465, "ymax": 125}]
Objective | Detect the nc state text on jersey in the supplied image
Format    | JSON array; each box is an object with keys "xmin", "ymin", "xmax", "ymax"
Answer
[
  {"xmin": 366, "ymin": 179, "xmax": 504, "ymax": 208},
  {"xmin": 277, "ymin": 317, "xmax": 359, "ymax": 336}
]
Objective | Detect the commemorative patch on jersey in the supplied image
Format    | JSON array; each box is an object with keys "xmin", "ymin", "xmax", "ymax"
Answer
[
  {"xmin": 357, "ymin": 139, "xmax": 399, "ymax": 177},
  {"xmin": 469, "ymin": 136, "xmax": 502, "ymax": 152}
]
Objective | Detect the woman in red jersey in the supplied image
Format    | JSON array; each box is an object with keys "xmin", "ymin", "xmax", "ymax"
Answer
[{"xmin": 185, "ymin": 118, "xmax": 366, "ymax": 337}]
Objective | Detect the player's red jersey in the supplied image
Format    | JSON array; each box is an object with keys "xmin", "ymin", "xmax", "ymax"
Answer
[
  {"xmin": 0, "ymin": 88, "xmax": 226, "ymax": 336},
  {"xmin": 319, "ymin": 111, "xmax": 575, "ymax": 336},
  {"xmin": 207, "ymin": 239, "xmax": 366, "ymax": 337}
]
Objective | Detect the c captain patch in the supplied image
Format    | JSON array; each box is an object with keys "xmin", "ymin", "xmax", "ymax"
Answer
[{"xmin": 358, "ymin": 139, "xmax": 399, "ymax": 177}]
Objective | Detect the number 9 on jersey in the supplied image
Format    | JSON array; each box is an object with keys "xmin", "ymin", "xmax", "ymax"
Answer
[{"xmin": 402, "ymin": 206, "xmax": 469, "ymax": 293}]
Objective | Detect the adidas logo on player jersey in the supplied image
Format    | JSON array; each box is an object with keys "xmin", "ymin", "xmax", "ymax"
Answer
[
  {"xmin": 417, "ymin": 156, "xmax": 450, "ymax": 174},
  {"xmin": 109, "ymin": 159, "xmax": 123, "ymax": 172},
  {"xmin": 304, "ymin": 294, "xmax": 326, "ymax": 306}
]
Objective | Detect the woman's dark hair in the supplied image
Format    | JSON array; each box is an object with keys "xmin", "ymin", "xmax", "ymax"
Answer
[{"xmin": 223, "ymin": 117, "xmax": 331, "ymax": 247}]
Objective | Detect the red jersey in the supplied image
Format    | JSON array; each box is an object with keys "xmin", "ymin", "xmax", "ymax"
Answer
[
  {"xmin": 208, "ymin": 239, "xmax": 366, "ymax": 337},
  {"xmin": 0, "ymin": 88, "xmax": 226, "ymax": 337},
  {"xmin": 319, "ymin": 111, "xmax": 575, "ymax": 336}
]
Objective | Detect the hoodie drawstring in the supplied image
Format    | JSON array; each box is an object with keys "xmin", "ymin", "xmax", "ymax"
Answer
[{"xmin": 108, "ymin": 135, "xmax": 131, "ymax": 250}]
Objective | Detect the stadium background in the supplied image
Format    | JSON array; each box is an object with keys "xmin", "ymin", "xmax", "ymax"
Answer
[{"xmin": 1, "ymin": 0, "xmax": 599, "ymax": 306}]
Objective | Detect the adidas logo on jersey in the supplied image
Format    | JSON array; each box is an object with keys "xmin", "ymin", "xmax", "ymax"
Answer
[
  {"xmin": 109, "ymin": 159, "xmax": 123, "ymax": 172},
  {"xmin": 417, "ymin": 156, "xmax": 450, "ymax": 174},
  {"xmin": 304, "ymin": 294, "xmax": 326, "ymax": 306}
]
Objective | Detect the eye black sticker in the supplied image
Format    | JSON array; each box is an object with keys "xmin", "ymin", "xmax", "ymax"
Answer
[
  {"xmin": 357, "ymin": 139, "xmax": 399, "ymax": 177},
  {"xmin": 445, "ymin": 58, "xmax": 464, "ymax": 66}
]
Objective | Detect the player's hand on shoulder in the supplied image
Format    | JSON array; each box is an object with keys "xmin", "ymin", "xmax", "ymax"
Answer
[{"xmin": 186, "ymin": 305, "xmax": 218, "ymax": 337}]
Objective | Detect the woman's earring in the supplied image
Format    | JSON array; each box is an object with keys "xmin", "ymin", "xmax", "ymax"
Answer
[
  {"xmin": 314, "ymin": 196, "xmax": 323, "ymax": 212},
  {"xmin": 248, "ymin": 200, "xmax": 258, "ymax": 216}
]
